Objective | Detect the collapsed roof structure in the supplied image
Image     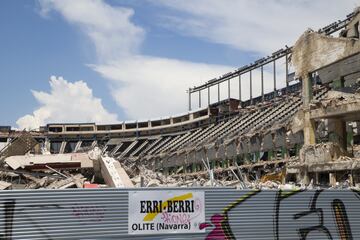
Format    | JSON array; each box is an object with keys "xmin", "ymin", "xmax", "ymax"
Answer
[{"xmin": 1, "ymin": 9, "xmax": 360, "ymax": 190}]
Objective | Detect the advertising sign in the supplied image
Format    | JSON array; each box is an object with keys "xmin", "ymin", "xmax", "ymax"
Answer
[{"xmin": 128, "ymin": 190, "xmax": 205, "ymax": 235}]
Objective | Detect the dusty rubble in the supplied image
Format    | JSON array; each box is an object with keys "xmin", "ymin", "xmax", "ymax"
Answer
[
  {"xmin": 0, "ymin": 139, "xmax": 133, "ymax": 189},
  {"xmin": 0, "ymin": 132, "xmax": 359, "ymax": 190},
  {"xmin": 0, "ymin": 116, "xmax": 360, "ymax": 190}
]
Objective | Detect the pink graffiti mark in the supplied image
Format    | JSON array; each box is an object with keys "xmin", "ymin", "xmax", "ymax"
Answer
[
  {"xmin": 199, "ymin": 214, "xmax": 228, "ymax": 240},
  {"xmin": 161, "ymin": 212, "xmax": 191, "ymax": 224},
  {"xmin": 72, "ymin": 205, "xmax": 105, "ymax": 222},
  {"xmin": 190, "ymin": 198, "xmax": 203, "ymax": 221},
  {"xmin": 200, "ymin": 191, "xmax": 261, "ymax": 239}
]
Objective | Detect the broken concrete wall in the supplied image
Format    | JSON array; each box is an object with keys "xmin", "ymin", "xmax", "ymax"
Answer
[
  {"xmin": 292, "ymin": 30, "xmax": 360, "ymax": 78},
  {"xmin": 216, "ymin": 144, "xmax": 226, "ymax": 159},
  {"xmin": 261, "ymin": 133, "xmax": 273, "ymax": 152},
  {"xmin": 206, "ymin": 143, "xmax": 217, "ymax": 160},
  {"xmin": 300, "ymin": 142, "xmax": 348, "ymax": 165},
  {"xmin": 238, "ymin": 137, "xmax": 250, "ymax": 154},
  {"xmin": 274, "ymin": 128, "xmax": 287, "ymax": 148},
  {"xmin": 0, "ymin": 132, "xmax": 39, "ymax": 160},
  {"xmin": 100, "ymin": 156, "xmax": 134, "ymax": 188},
  {"xmin": 4, "ymin": 153, "xmax": 93, "ymax": 170},
  {"xmin": 186, "ymin": 150, "xmax": 197, "ymax": 164},
  {"xmin": 249, "ymin": 134, "xmax": 261, "ymax": 152},
  {"xmin": 288, "ymin": 131, "xmax": 304, "ymax": 146},
  {"xmin": 226, "ymin": 141, "xmax": 237, "ymax": 158},
  {"xmin": 317, "ymin": 53, "xmax": 360, "ymax": 84},
  {"xmin": 340, "ymin": 8, "xmax": 360, "ymax": 38}
]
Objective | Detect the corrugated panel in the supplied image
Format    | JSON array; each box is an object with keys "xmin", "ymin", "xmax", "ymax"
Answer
[{"xmin": 0, "ymin": 188, "xmax": 359, "ymax": 239}]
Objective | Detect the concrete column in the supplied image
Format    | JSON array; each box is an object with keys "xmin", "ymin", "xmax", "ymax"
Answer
[
  {"xmin": 188, "ymin": 89, "xmax": 192, "ymax": 111},
  {"xmin": 208, "ymin": 86, "xmax": 210, "ymax": 106},
  {"xmin": 255, "ymin": 151, "xmax": 260, "ymax": 161},
  {"xmin": 302, "ymin": 74, "xmax": 316, "ymax": 145},
  {"xmin": 44, "ymin": 138, "xmax": 51, "ymax": 153},
  {"xmin": 281, "ymin": 147, "xmax": 288, "ymax": 159},
  {"xmin": 302, "ymin": 74, "xmax": 312, "ymax": 106},
  {"xmin": 304, "ymin": 111, "xmax": 316, "ymax": 145},
  {"xmin": 301, "ymin": 87, "xmax": 313, "ymax": 186},
  {"xmin": 328, "ymin": 119, "xmax": 347, "ymax": 149},
  {"xmin": 198, "ymin": 90, "xmax": 201, "ymax": 108},
  {"xmin": 59, "ymin": 141, "xmax": 67, "ymax": 154},
  {"xmin": 255, "ymin": 169, "xmax": 262, "ymax": 180},
  {"xmin": 349, "ymin": 173, "xmax": 354, "ymax": 187},
  {"xmin": 268, "ymin": 150, "xmax": 273, "ymax": 160},
  {"xmin": 302, "ymin": 168, "xmax": 310, "ymax": 185},
  {"xmin": 315, "ymin": 172, "xmax": 319, "ymax": 185},
  {"xmin": 329, "ymin": 172, "xmax": 337, "ymax": 187},
  {"xmin": 91, "ymin": 140, "xmax": 97, "ymax": 148}
]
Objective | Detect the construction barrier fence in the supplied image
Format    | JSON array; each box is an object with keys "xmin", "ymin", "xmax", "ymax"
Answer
[{"xmin": 0, "ymin": 188, "xmax": 359, "ymax": 239}]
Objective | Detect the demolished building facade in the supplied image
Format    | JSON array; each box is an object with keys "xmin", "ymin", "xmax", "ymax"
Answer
[{"xmin": 1, "ymin": 10, "xmax": 360, "ymax": 189}]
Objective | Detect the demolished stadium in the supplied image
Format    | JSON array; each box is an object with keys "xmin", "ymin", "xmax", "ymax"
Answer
[
  {"xmin": 1, "ymin": 9, "xmax": 360, "ymax": 191},
  {"xmin": 2, "ymin": 6, "xmax": 360, "ymax": 240}
]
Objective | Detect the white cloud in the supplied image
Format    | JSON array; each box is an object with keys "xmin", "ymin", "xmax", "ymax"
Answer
[
  {"xmin": 36, "ymin": 0, "xmax": 234, "ymax": 121},
  {"xmin": 16, "ymin": 76, "xmax": 118, "ymax": 130},
  {"xmin": 152, "ymin": 0, "xmax": 360, "ymax": 54},
  {"xmin": 92, "ymin": 56, "xmax": 233, "ymax": 119},
  {"xmin": 38, "ymin": 0, "xmax": 144, "ymax": 62},
  {"xmin": 31, "ymin": 0, "xmax": 360, "ymax": 125}
]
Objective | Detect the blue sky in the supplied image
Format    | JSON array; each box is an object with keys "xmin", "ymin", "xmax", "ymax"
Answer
[{"xmin": 0, "ymin": 0, "xmax": 358, "ymax": 129}]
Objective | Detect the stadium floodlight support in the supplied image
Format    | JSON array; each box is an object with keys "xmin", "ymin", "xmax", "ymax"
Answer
[
  {"xmin": 217, "ymin": 83, "xmax": 220, "ymax": 102},
  {"xmin": 188, "ymin": 88, "xmax": 191, "ymax": 111},
  {"xmin": 273, "ymin": 60, "xmax": 276, "ymax": 98},
  {"xmin": 227, "ymin": 79, "xmax": 231, "ymax": 100},
  {"xmin": 250, "ymin": 70, "xmax": 253, "ymax": 105},
  {"xmin": 238, "ymin": 74, "xmax": 241, "ymax": 101},
  {"xmin": 199, "ymin": 90, "xmax": 201, "ymax": 108},
  {"xmin": 207, "ymin": 85, "xmax": 210, "ymax": 105},
  {"xmin": 187, "ymin": 9, "xmax": 356, "ymax": 111},
  {"xmin": 261, "ymin": 66, "xmax": 264, "ymax": 101}
]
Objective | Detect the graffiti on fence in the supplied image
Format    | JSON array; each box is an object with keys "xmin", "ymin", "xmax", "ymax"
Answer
[
  {"xmin": 1, "ymin": 200, "xmax": 65, "ymax": 239},
  {"xmin": 201, "ymin": 189, "xmax": 357, "ymax": 240},
  {"xmin": 72, "ymin": 204, "xmax": 105, "ymax": 222},
  {"xmin": 1, "ymin": 189, "xmax": 359, "ymax": 239},
  {"xmin": 0, "ymin": 200, "xmax": 106, "ymax": 239}
]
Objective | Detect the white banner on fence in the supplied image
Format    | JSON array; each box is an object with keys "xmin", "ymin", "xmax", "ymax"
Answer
[{"xmin": 128, "ymin": 190, "xmax": 205, "ymax": 235}]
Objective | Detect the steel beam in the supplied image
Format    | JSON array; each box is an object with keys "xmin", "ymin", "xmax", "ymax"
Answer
[
  {"xmin": 228, "ymin": 79, "xmax": 231, "ymax": 100},
  {"xmin": 250, "ymin": 70, "xmax": 253, "ymax": 104},
  {"xmin": 188, "ymin": 10, "xmax": 354, "ymax": 94},
  {"xmin": 261, "ymin": 66, "xmax": 264, "ymax": 101},
  {"xmin": 239, "ymin": 74, "xmax": 242, "ymax": 101},
  {"xmin": 199, "ymin": 90, "xmax": 201, "ymax": 108}
]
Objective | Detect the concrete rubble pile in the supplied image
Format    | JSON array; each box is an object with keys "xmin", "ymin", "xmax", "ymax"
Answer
[
  {"xmin": 0, "ymin": 142, "xmax": 135, "ymax": 189},
  {"xmin": 0, "ymin": 136, "xmax": 359, "ymax": 190},
  {"xmin": 1, "ymin": 95, "xmax": 359, "ymax": 190},
  {"xmin": 126, "ymin": 159, "xmax": 298, "ymax": 189}
]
